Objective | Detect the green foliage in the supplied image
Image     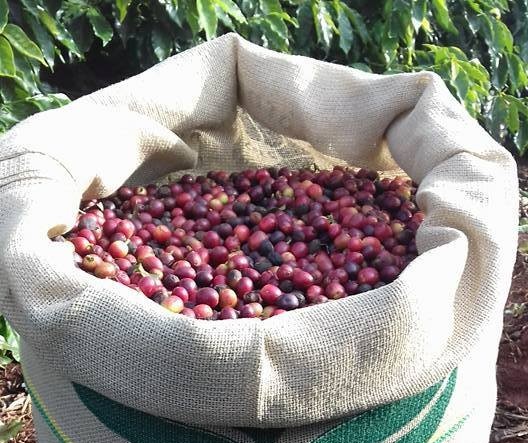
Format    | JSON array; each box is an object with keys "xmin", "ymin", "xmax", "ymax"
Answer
[
  {"xmin": 0, "ymin": 316, "xmax": 19, "ymax": 366},
  {"xmin": 0, "ymin": 0, "xmax": 527, "ymax": 151},
  {"xmin": 0, "ymin": 420, "xmax": 23, "ymax": 443},
  {"xmin": 0, "ymin": 0, "xmax": 70, "ymax": 131}
]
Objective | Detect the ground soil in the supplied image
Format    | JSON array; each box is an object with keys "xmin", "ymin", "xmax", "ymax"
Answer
[
  {"xmin": 490, "ymin": 157, "xmax": 528, "ymax": 443},
  {"xmin": 1, "ymin": 162, "xmax": 527, "ymax": 443},
  {"xmin": 0, "ymin": 364, "xmax": 34, "ymax": 442}
]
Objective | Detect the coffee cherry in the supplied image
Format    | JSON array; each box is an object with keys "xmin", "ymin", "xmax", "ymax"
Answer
[
  {"xmin": 138, "ymin": 276, "xmax": 159, "ymax": 297},
  {"xmin": 179, "ymin": 278, "xmax": 198, "ymax": 298},
  {"xmin": 70, "ymin": 237, "xmax": 92, "ymax": 256},
  {"xmin": 218, "ymin": 288, "xmax": 238, "ymax": 308},
  {"xmin": 219, "ymin": 306, "xmax": 239, "ymax": 319},
  {"xmin": 196, "ymin": 288, "xmax": 220, "ymax": 308},
  {"xmin": 276, "ymin": 293, "xmax": 299, "ymax": 311},
  {"xmin": 235, "ymin": 277, "xmax": 253, "ymax": 297},
  {"xmin": 357, "ymin": 267, "xmax": 380, "ymax": 286},
  {"xmin": 108, "ymin": 240, "xmax": 128, "ymax": 259},
  {"xmin": 325, "ymin": 281, "xmax": 346, "ymax": 299},
  {"xmin": 248, "ymin": 231, "xmax": 267, "ymax": 251},
  {"xmin": 261, "ymin": 306, "xmax": 276, "ymax": 318},
  {"xmin": 152, "ymin": 225, "xmax": 171, "ymax": 244},
  {"xmin": 170, "ymin": 286, "xmax": 188, "ymax": 302},
  {"xmin": 142, "ymin": 255, "xmax": 163, "ymax": 272},
  {"xmin": 260, "ymin": 284, "xmax": 282, "ymax": 305},
  {"xmin": 259, "ymin": 214, "xmax": 277, "ymax": 233},
  {"xmin": 94, "ymin": 262, "xmax": 117, "ymax": 279},
  {"xmin": 64, "ymin": 166, "xmax": 423, "ymax": 320},
  {"xmin": 380, "ymin": 265, "xmax": 400, "ymax": 282},
  {"xmin": 82, "ymin": 254, "xmax": 102, "ymax": 272},
  {"xmin": 161, "ymin": 296, "xmax": 184, "ymax": 313},
  {"xmin": 292, "ymin": 269, "xmax": 314, "ymax": 289},
  {"xmin": 177, "ymin": 307, "xmax": 195, "ymax": 318},
  {"xmin": 193, "ymin": 304, "xmax": 214, "ymax": 319}
]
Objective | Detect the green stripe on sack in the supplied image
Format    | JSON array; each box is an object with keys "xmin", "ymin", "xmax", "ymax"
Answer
[
  {"xmin": 73, "ymin": 383, "xmax": 237, "ymax": 443},
  {"xmin": 74, "ymin": 371, "xmax": 458, "ymax": 443},
  {"xmin": 395, "ymin": 370, "xmax": 457, "ymax": 442},
  {"xmin": 23, "ymin": 377, "xmax": 71, "ymax": 443},
  {"xmin": 428, "ymin": 414, "xmax": 469, "ymax": 443},
  {"xmin": 312, "ymin": 370, "xmax": 457, "ymax": 443},
  {"xmin": 25, "ymin": 369, "xmax": 460, "ymax": 443}
]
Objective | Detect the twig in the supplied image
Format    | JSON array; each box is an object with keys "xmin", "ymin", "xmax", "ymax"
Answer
[{"xmin": 20, "ymin": 396, "xmax": 29, "ymax": 415}]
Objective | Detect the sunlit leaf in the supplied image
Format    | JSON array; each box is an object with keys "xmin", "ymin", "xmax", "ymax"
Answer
[
  {"xmin": 0, "ymin": 36, "xmax": 15, "ymax": 77},
  {"xmin": 197, "ymin": 0, "xmax": 218, "ymax": 39},
  {"xmin": 2, "ymin": 24, "xmax": 45, "ymax": 65},
  {"xmin": 431, "ymin": 0, "xmax": 458, "ymax": 34},
  {"xmin": 268, "ymin": 11, "xmax": 298, "ymax": 27},
  {"xmin": 116, "ymin": 0, "xmax": 133, "ymax": 22},
  {"xmin": 311, "ymin": 0, "xmax": 334, "ymax": 52},
  {"xmin": 253, "ymin": 14, "xmax": 289, "ymax": 51},
  {"xmin": 334, "ymin": 1, "xmax": 352, "ymax": 55},
  {"xmin": 38, "ymin": 10, "xmax": 82, "ymax": 57},
  {"xmin": 12, "ymin": 50, "xmax": 40, "ymax": 95},
  {"xmin": 22, "ymin": 11, "xmax": 55, "ymax": 69},
  {"xmin": 87, "ymin": 8, "xmax": 113, "ymax": 46},
  {"xmin": 185, "ymin": 1, "xmax": 202, "ymax": 36},
  {"xmin": 215, "ymin": 4, "xmax": 235, "ymax": 29},
  {"xmin": 0, "ymin": 0, "xmax": 8, "ymax": 34},
  {"xmin": 214, "ymin": 0, "xmax": 247, "ymax": 23},
  {"xmin": 411, "ymin": 0, "xmax": 426, "ymax": 31},
  {"xmin": 493, "ymin": 20, "xmax": 513, "ymax": 53},
  {"xmin": 508, "ymin": 100, "xmax": 520, "ymax": 133},
  {"xmin": 260, "ymin": 0, "xmax": 283, "ymax": 14},
  {"xmin": 27, "ymin": 93, "xmax": 70, "ymax": 110}
]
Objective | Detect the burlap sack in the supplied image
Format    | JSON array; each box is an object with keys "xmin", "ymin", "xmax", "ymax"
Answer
[{"xmin": 0, "ymin": 33, "xmax": 518, "ymax": 442}]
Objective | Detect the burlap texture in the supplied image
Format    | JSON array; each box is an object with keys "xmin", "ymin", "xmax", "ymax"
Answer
[{"xmin": 0, "ymin": 33, "xmax": 518, "ymax": 438}]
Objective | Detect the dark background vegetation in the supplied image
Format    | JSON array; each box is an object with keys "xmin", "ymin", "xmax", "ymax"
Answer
[{"xmin": 0, "ymin": 0, "xmax": 527, "ymax": 154}]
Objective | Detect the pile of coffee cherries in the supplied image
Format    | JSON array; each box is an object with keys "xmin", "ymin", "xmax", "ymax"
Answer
[{"xmin": 62, "ymin": 166, "xmax": 423, "ymax": 320}]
